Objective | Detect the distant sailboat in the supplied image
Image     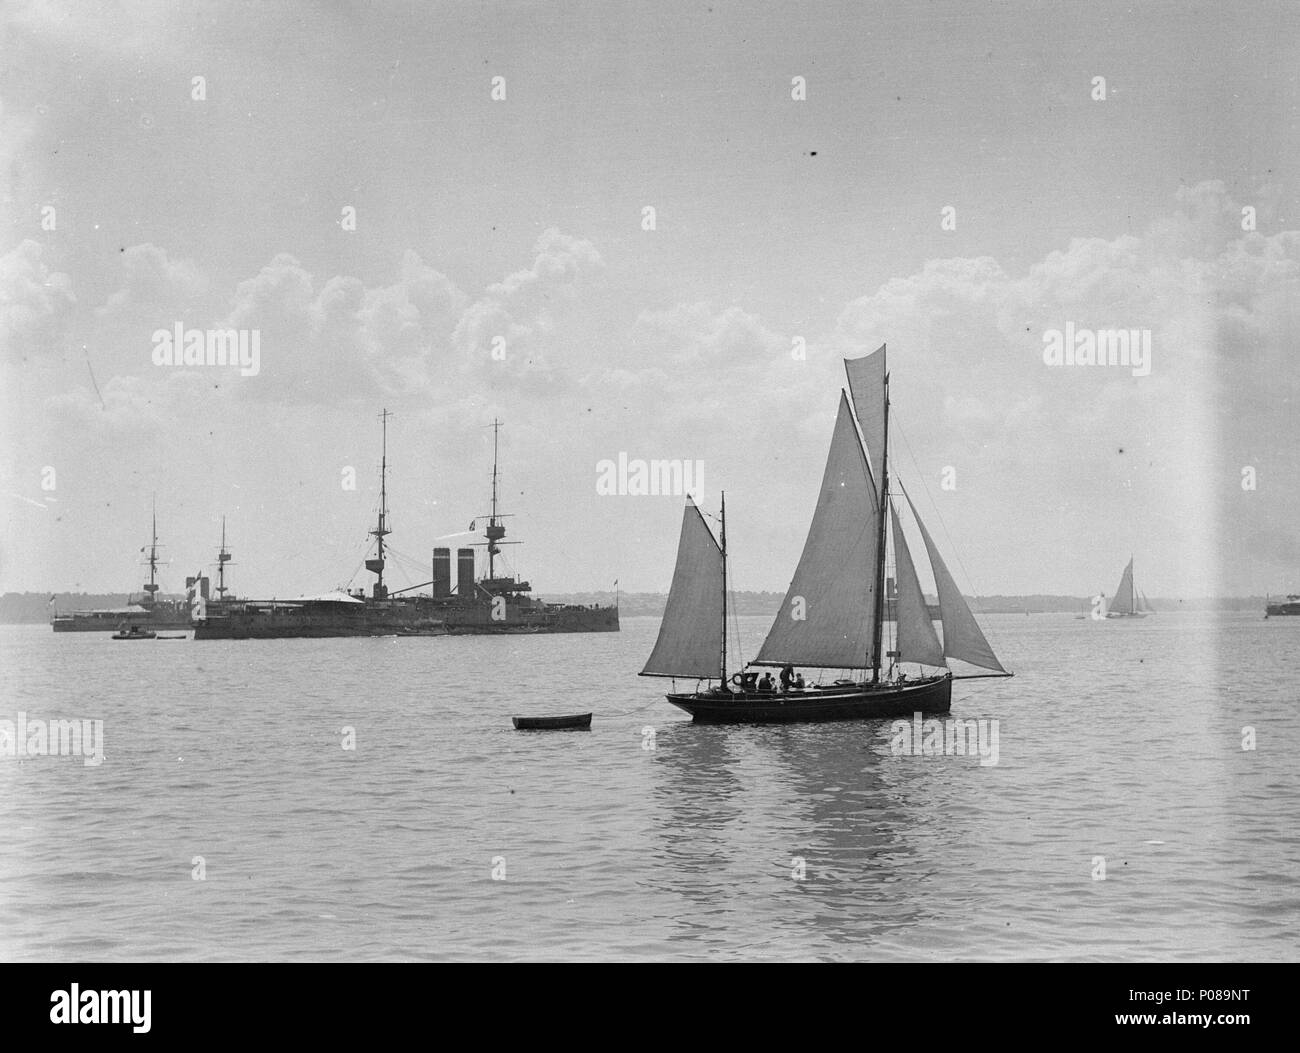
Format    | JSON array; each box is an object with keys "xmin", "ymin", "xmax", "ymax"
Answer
[
  {"xmin": 1106, "ymin": 557, "xmax": 1150, "ymax": 618},
  {"xmin": 641, "ymin": 345, "xmax": 1012, "ymax": 724}
]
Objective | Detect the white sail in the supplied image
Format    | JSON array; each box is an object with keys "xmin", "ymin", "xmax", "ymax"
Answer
[
  {"xmin": 906, "ymin": 493, "xmax": 1006, "ymax": 673},
  {"xmin": 1111, "ymin": 558, "xmax": 1135, "ymax": 615},
  {"xmin": 640, "ymin": 500, "xmax": 725, "ymax": 679},
  {"xmin": 755, "ymin": 391, "xmax": 879, "ymax": 669},
  {"xmin": 890, "ymin": 503, "xmax": 944, "ymax": 667},
  {"xmin": 1138, "ymin": 590, "xmax": 1154, "ymax": 613},
  {"xmin": 844, "ymin": 346, "xmax": 887, "ymax": 500}
]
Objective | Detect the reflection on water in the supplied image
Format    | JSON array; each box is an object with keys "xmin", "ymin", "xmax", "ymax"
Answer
[
  {"xmin": 650, "ymin": 720, "xmax": 958, "ymax": 956},
  {"xmin": 1, "ymin": 612, "xmax": 1297, "ymax": 961}
]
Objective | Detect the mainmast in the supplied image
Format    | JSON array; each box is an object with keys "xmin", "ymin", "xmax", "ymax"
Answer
[
  {"xmin": 365, "ymin": 408, "xmax": 392, "ymax": 599},
  {"xmin": 216, "ymin": 516, "xmax": 232, "ymax": 598},
  {"xmin": 142, "ymin": 497, "xmax": 160, "ymax": 607},
  {"xmin": 871, "ymin": 374, "xmax": 890, "ymax": 684},
  {"xmin": 720, "ymin": 491, "xmax": 728, "ymax": 685},
  {"xmin": 486, "ymin": 418, "xmax": 506, "ymax": 579}
]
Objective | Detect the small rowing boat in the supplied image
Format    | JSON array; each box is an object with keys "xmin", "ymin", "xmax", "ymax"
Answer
[{"xmin": 511, "ymin": 713, "xmax": 592, "ymax": 730}]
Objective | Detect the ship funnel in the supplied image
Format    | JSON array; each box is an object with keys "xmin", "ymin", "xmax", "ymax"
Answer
[
  {"xmin": 457, "ymin": 548, "xmax": 475, "ymax": 596},
  {"xmin": 433, "ymin": 548, "xmax": 451, "ymax": 598}
]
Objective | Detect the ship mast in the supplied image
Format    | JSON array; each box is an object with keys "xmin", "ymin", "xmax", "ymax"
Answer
[
  {"xmin": 871, "ymin": 373, "xmax": 890, "ymax": 685},
  {"xmin": 720, "ymin": 491, "xmax": 728, "ymax": 686},
  {"xmin": 486, "ymin": 418, "xmax": 506, "ymax": 579},
  {"xmin": 366, "ymin": 408, "xmax": 392, "ymax": 599},
  {"xmin": 216, "ymin": 516, "xmax": 232, "ymax": 598},
  {"xmin": 143, "ymin": 496, "xmax": 160, "ymax": 607}
]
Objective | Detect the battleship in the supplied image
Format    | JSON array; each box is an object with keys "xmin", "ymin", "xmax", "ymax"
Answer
[
  {"xmin": 192, "ymin": 413, "xmax": 619, "ymax": 639},
  {"xmin": 1265, "ymin": 594, "xmax": 1300, "ymax": 617},
  {"xmin": 50, "ymin": 506, "xmax": 195, "ymax": 632}
]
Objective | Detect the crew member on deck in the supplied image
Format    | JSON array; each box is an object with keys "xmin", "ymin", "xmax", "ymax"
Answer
[
  {"xmin": 779, "ymin": 665, "xmax": 795, "ymax": 692},
  {"xmin": 758, "ymin": 672, "xmax": 775, "ymax": 693}
]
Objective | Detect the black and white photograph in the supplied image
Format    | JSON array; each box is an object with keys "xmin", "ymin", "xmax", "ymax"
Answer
[{"xmin": 1, "ymin": 0, "xmax": 1296, "ymax": 993}]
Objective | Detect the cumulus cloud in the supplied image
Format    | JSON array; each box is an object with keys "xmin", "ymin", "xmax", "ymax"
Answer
[
  {"xmin": 98, "ymin": 243, "xmax": 206, "ymax": 316},
  {"xmin": 223, "ymin": 250, "xmax": 466, "ymax": 403},
  {"xmin": 453, "ymin": 227, "xmax": 603, "ymax": 382},
  {"xmin": 0, "ymin": 238, "xmax": 75, "ymax": 361}
]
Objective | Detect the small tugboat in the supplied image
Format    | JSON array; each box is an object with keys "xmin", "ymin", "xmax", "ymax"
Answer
[
  {"xmin": 112, "ymin": 624, "xmax": 157, "ymax": 640},
  {"xmin": 641, "ymin": 346, "xmax": 1011, "ymax": 724}
]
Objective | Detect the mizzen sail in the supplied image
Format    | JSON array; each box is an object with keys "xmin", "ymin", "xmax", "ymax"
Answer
[
  {"xmin": 755, "ymin": 392, "xmax": 879, "ymax": 669},
  {"xmin": 844, "ymin": 345, "xmax": 887, "ymax": 499},
  {"xmin": 890, "ymin": 504, "xmax": 945, "ymax": 667},
  {"xmin": 906, "ymin": 493, "xmax": 1006, "ymax": 673},
  {"xmin": 640, "ymin": 500, "xmax": 725, "ymax": 679}
]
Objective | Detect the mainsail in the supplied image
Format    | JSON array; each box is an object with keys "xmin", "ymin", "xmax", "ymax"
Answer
[
  {"xmin": 755, "ymin": 392, "xmax": 879, "ymax": 668},
  {"xmin": 1111, "ymin": 558, "xmax": 1135, "ymax": 615},
  {"xmin": 844, "ymin": 346, "xmax": 887, "ymax": 499},
  {"xmin": 906, "ymin": 492, "xmax": 1007, "ymax": 673},
  {"xmin": 890, "ymin": 504, "xmax": 945, "ymax": 667},
  {"xmin": 640, "ymin": 500, "xmax": 725, "ymax": 679}
]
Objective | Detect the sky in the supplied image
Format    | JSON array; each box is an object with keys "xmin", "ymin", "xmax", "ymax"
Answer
[{"xmin": 1, "ymin": 0, "xmax": 1297, "ymax": 599}]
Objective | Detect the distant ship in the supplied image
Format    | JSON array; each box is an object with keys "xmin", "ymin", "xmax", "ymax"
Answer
[
  {"xmin": 51, "ymin": 506, "xmax": 194, "ymax": 632},
  {"xmin": 193, "ymin": 413, "xmax": 618, "ymax": 640},
  {"xmin": 642, "ymin": 346, "xmax": 1010, "ymax": 724},
  {"xmin": 1105, "ymin": 558, "xmax": 1154, "ymax": 618},
  {"xmin": 1265, "ymin": 594, "xmax": 1300, "ymax": 617}
]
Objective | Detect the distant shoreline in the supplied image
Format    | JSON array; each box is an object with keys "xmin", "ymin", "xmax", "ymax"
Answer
[{"xmin": 2, "ymin": 590, "xmax": 1273, "ymax": 624}]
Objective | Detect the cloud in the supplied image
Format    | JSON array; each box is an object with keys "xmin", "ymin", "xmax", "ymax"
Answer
[
  {"xmin": 453, "ymin": 227, "xmax": 603, "ymax": 382},
  {"xmin": 222, "ymin": 251, "xmax": 466, "ymax": 403},
  {"xmin": 631, "ymin": 301, "xmax": 787, "ymax": 365},
  {"xmin": 0, "ymin": 238, "xmax": 75, "ymax": 361},
  {"xmin": 98, "ymin": 243, "xmax": 206, "ymax": 316}
]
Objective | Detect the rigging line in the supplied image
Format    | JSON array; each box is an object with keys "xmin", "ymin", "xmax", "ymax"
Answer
[{"xmin": 893, "ymin": 414, "xmax": 993, "ymax": 611}]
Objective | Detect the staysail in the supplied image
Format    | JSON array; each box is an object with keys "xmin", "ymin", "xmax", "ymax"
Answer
[
  {"xmin": 755, "ymin": 392, "xmax": 879, "ymax": 668},
  {"xmin": 1138, "ymin": 590, "xmax": 1154, "ymax": 614},
  {"xmin": 844, "ymin": 346, "xmax": 887, "ymax": 499},
  {"xmin": 890, "ymin": 504, "xmax": 945, "ymax": 667},
  {"xmin": 905, "ymin": 492, "xmax": 1006, "ymax": 673},
  {"xmin": 1111, "ymin": 558, "xmax": 1135, "ymax": 615},
  {"xmin": 640, "ymin": 500, "xmax": 725, "ymax": 679}
]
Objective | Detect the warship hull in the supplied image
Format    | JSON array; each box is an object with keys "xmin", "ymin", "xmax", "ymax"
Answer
[{"xmin": 192, "ymin": 596, "xmax": 618, "ymax": 639}]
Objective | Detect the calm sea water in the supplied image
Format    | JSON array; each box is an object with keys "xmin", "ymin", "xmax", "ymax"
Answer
[{"xmin": 1, "ymin": 612, "xmax": 1297, "ymax": 961}]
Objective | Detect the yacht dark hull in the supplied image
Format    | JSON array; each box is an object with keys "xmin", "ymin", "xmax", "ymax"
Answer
[
  {"xmin": 666, "ymin": 674, "xmax": 952, "ymax": 724},
  {"xmin": 1265, "ymin": 601, "xmax": 1300, "ymax": 617}
]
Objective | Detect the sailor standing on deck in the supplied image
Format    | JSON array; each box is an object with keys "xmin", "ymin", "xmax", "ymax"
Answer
[{"xmin": 779, "ymin": 665, "xmax": 795, "ymax": 692}]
